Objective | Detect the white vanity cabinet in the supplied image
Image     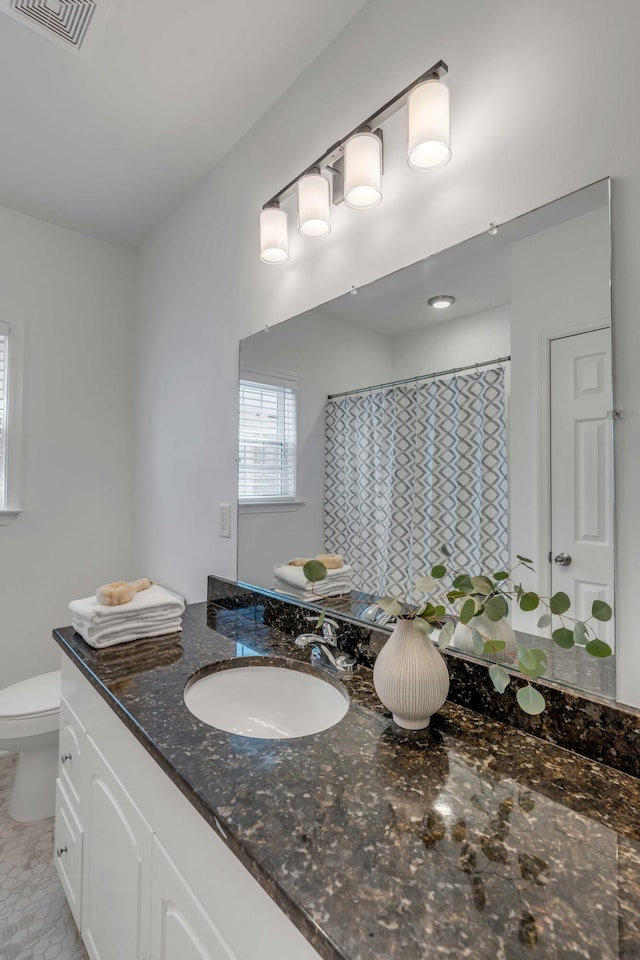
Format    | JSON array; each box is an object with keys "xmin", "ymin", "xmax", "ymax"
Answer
[
  {"xmin": 151, "ymin": 837, "xmax": 236, "ymax": 960},
  {"xmin": 56, "ymin": 658, "xmax": 322, "ymax": 960},
  {"xmin": 82, "ymin": 736, "xmax": 153, "ymax": 960}
]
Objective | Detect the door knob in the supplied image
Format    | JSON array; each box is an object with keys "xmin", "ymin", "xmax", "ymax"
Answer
[
  {"xmin": 56, "ymin": 846, "xmax": 68, "ymax": 858},
  {"xmin": 554, "ymin": 553, "xmax": 572, "ymax": 567}
]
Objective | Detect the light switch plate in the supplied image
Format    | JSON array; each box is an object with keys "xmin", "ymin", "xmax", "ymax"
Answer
[{"xmin": 218, "ymin": 503, "xmax": 231, "ymax": 538}]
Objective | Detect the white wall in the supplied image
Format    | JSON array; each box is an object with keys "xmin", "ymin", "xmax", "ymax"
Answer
[
  {"xmin": 134, "ymin": 0, "xmax": 640, "ymax": 708},
  {"xmin": 0, "ymin": 204, "xmax": 135, "ymax": 687},
  {"xmin": 238, "ymin": 310, "xmax": 391, "ymax": 588},
  {"xmin": 509, "ymin": 206, "xmax": 610, "ymax": 632},
  {"xmin": 390, "ymin": 306, "xmax": 510, "ymax": 380}
]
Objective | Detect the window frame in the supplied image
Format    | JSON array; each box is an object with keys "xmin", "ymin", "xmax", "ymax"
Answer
[
  {"xmin": 238, "ymin": 368, "xmax": 303, "ymax": 511},
  {"xmin": 0, "ymin": 316, "xmax": 24, "ymax": 524}
]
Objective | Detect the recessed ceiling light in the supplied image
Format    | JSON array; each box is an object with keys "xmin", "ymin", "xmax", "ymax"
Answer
[{"xmin": 428, "ymin": 295, "xmax": 455, "ymax": 309}]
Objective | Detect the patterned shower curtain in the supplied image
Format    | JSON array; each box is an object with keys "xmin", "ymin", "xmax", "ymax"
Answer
[{"xmin": 323, "ymin": 366, "xmax": 509, "ymax": 598}]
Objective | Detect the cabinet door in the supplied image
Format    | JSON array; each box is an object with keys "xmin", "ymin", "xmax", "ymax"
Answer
[
  {"xmin": 54, "ymin": 779, "xmax": 83, "ymax": 928},
  {"xmin": 83, "ymin": 736, "xmax": 152, "ymax": 960},
  {"xmin": 151, "ymin": 836, "xmax": 237, "ymax": 960}
]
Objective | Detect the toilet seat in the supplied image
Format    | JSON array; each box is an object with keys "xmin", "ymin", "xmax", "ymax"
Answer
[{"xmin": 0, "ymin": 670, "xmax": 61, "ymax": 740}]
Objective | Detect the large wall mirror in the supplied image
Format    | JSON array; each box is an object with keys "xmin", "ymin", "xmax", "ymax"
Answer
[{"xmin": 238, "ymin": 179, "xmax": 615, "ymax": 701}]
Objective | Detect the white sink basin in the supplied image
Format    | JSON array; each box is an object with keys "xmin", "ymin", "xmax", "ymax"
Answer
[{"xmin": 184, "ymin": 663, "xmax": 349, "ymax": 739}]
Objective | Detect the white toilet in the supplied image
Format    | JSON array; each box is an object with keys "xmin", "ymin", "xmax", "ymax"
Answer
[{"xmin": 0, "ymin": 670, "xmax": 61, "ymax": 822}]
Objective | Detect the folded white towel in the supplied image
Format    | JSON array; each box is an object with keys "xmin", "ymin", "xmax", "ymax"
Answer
[
  {"xmin": 71, "ymin": 618, "xmax": 183, "ymax": 650},
  {"xmin": 273, "ymin": 563, "xmax": 352, "ymax": 600},
  {"xmin": 71, "ymin": 614, "xmax": 183, "ymax": 646},
  {"xmin": 69, "ymin": 584, "xmax": 185, "ymax": 626}
]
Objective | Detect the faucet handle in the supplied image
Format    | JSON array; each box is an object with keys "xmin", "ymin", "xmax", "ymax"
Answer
[
  {"xmin": 305, "ymin": 615, "xmax": 339, "ymax": 645},
  {"xmin": 321, "ymin": 619, "xmax": 339, "ymax": 643}
]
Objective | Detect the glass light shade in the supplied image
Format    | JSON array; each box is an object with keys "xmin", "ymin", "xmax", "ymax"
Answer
[
  {"xmin": 344, "ymin": 131, "xmax": 382, "ymax": 209},
  {"xmin": 297, "ymin": 173, "xmax": 331, "ymax": 237},
  {"xmin": 260, "ymin": 206, "xmax": 289, "ymax": 264},
  {"xmin": 407, "ymin": 79, "xmax": 451, "ymax": 171}
]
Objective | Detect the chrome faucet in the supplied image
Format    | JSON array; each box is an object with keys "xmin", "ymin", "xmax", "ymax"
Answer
[{"xmin": 295, "ymin": 616, "xmax": 357, "ymax": 674}]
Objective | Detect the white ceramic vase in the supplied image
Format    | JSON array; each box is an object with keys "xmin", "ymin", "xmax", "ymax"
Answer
[
  {"xmin": 373, "ymin": 618, "xmax": 450, "ymax": 730},
  {"xmin": 452, "ymin": 612, "xmax": 517, "ymax": 663}
]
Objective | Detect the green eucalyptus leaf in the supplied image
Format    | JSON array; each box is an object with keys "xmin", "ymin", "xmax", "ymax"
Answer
[
  {"xmin": 489, "ymin": 663, "xmax": 510, "ymax": 694},
  {"xmin": 446, "ymin": 590, "xmax": 467, "ymax": 602},
  {"xmin": 470, "ymin": 576, "xmax": 494, "ymax": 596},
  {"xmin": 316, "ymin": 609, "xmax": 326, "ymax": 629},
  {"xmin": 591, "ymin": 600, "xmax": 613, "ymax": 622},
  {"xmin": 438, "ymin": 620, "xmax": 455, "ymax": 649},
  {"xmin": 430, "ymin": 565, "xmax": 447, "ymax": 579},
  {"xmin": 452, "ymin": 575, "xmax": 474, "ymax": 593},
  {"xmin": 516, "ymin": 555, "xmax": 534, "ymax": 565},
  {"xmin": 552, "ymin": 627, "xmax": 575, "ymax": 649},
  {"xmin": 415, "ymin": 575, "xmax": 438, "ymax": 593},
  {"xmin": 537, "ymin": 613, "xmax": 552, "ymax": 629},
  {"xmin": 517, "ymin": 645, "xmax": 537, "ymax": 673},
  {"xmin": 485, "ymin": 639, "xmax": 506, "ymax": 653},
  {"xmin": 493, "ymin": 571, "xmax": 510, "ymax": 581},
  {"xmin": 378, "ymin": 596, "xmax": 402, "ymax": 617},
  {"xmin": 518, "ymin": 650, "xmax": 548, "ymax": 678},
  {"xmin": 441, "ymin": 544, "xmax": 452, "ymax": 558},
  {"xmin": 412, "ymin": 616, "xmax": 432, "ymax": 635},
  {"xmin": 433, "ymin": 605, "xmax": 446, "ymax": 620},
  {"xmin": 573, "ymin": 621, "xmax": 589, "ymax": 646},
  {"xmin": 460, "ymin": 598, "xmax": 476, "ymax": 625},
  {"xmin": 516, "ymin": 685, "xmax": 546, "ymax": 715},
  {"xmin": 585, "ymin": 637, "xmax": 613, "ymax": 658},
  {"xmin": 471, "ymin": 628, "xmax": 486, "ymax": 655},
  {"xmin": 302, "ymin": 560, "xmax": 327, "ymax": 583},
  {"xmin": 519, "ymin": 592, "xmax": 540, "ymax": 612},
  {"xmin": 484, "ymin": 595, "xmax": 509, "ymax": 622},
  {"xmin": 549, "ymin": 591, "xmax": 571, "ymax": 615}
]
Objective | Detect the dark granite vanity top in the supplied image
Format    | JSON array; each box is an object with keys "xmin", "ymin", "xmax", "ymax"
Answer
[{"xmin": 54, "ymin": 601, "xmax": 640, "ymax": 960}]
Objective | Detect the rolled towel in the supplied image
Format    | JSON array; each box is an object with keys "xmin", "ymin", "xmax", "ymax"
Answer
[{"xmin": 69, "ymin": 584, "xmax": 185, "ymax": 627}]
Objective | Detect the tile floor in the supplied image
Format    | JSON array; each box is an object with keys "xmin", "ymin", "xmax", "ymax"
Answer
[{"xmin": 0, "ymin": 754, "xmax": 87, "ymax": 960}]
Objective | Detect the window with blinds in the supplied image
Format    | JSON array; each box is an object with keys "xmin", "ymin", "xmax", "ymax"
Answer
[
  {"xmin": 238, "ymin": 376, "xmax": 296, "ymax": 501},
  {"xmin": 0, "ymin": 322, "xmax": 8, "ymax": 510}
]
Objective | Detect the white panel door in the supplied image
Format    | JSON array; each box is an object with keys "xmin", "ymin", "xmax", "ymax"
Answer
[
  {"xmin": 83, "ymin": 736, "xmax": 153, "ymax": 960},
  {"xmin": 550, "ymin": 328, "xmax": 614, "ymax": 644},
  {"xmin": 151, "ymin": 836, "xmax": 238, "ymax": 960}
]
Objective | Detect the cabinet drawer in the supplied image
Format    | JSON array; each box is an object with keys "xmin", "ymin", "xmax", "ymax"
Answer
[
  {"xmin": 55, "ymin": 779, "xmax": 83, "ymax": 929},
  {"xmin": 59, "ymin": 696, "xmax": 86, "ymax": 808}
]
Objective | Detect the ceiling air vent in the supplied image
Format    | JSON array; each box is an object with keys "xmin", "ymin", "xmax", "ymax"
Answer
[{"xmin": 0, "ymin": 0, "xmax": 111, "ymax": 58}]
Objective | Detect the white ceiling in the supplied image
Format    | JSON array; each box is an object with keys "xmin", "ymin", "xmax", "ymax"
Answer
[
  {"xmin": 315, "ymin": 179, "xmax": 608, "ymax": 336},
  {"xmin": 0, "ymin": 0, "xmax": 369, "ymax": 246}
]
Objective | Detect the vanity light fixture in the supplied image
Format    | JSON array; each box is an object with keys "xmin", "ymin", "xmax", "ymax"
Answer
[
  {"xmin": 407, "ymin": 78, "xmax": 451, "ymax": 171},
  {"xmin": 428, "ymin": 295, "xmax": 455, "ymax": 309},
  {"xmin": 259, "ymin": 203, "xmax": 289, "ymax": 264},
  {"xmin": 297, "ymin": 170, "xmax": 331, "ymax": 237},
  {"xmin": 260, "ymin": 59, "xmax": 449, "ymax": 262},
  {"xmin": 344, "ymin": 129, "xmax": 383, "ymax": 209}
]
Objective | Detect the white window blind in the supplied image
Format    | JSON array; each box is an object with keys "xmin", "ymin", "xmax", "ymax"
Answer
[
  {"xmin": 0, "ymin": 322, "xmax": 8, "ymax": 510},
  {"xmin": 238, "ymin": 377, "xmax": 296, "ymax": 501}
]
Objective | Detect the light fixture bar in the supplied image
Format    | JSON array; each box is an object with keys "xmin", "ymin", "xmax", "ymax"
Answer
[{"xmin": 264, "ymin": 59, "xmax": 448, "ymax": 209}]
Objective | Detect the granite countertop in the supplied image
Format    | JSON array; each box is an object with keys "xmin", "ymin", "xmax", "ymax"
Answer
[{"xmin": 53, "ymin": 602, "xmax": 640, "ymax": 960}]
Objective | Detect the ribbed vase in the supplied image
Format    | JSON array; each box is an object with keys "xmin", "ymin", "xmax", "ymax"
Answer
[
  {"xmin": 452, "ymin": 613, "xmax": 517, "ymax": 663},
  {"xmin": 373, "ymin": 618, "xmax": 450, "ymax": 730}
]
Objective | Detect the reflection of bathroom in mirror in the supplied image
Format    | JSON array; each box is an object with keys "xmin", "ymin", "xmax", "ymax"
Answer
[{"xmin": 238, "ymin": 179, "xmax": 614, "ymax": 700}]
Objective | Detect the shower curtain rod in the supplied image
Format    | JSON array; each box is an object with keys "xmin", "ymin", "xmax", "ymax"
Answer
[{"xmin": 327, "ymin": 355, "xmax": 511, "ymax": 400}]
